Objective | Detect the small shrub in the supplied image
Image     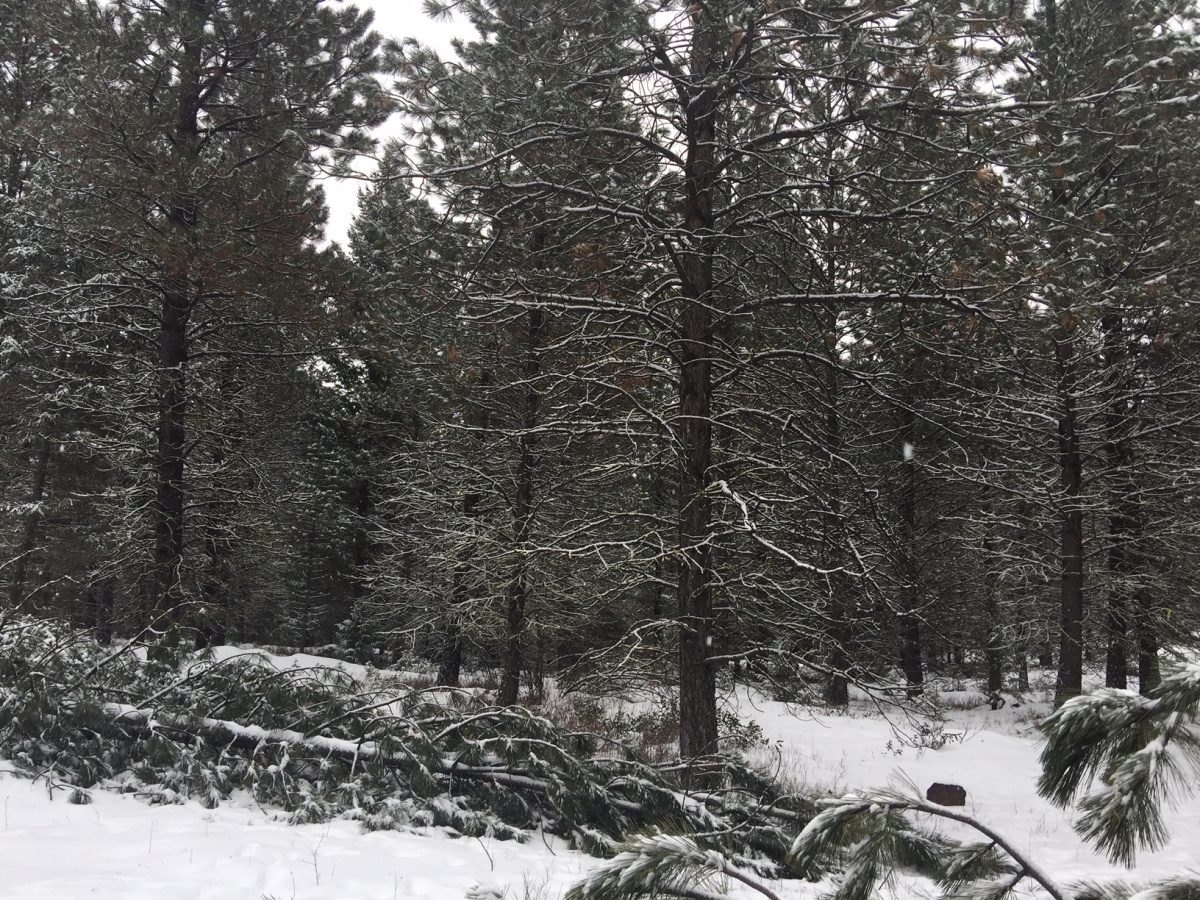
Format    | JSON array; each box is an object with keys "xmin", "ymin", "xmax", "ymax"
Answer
[
  {"xmin": 886, "ymin": 721, "xmax": 948, "ymax": 756},
  {"xmin": 718, "ymin": 709, "xmax": 765, "ymax": 751}
]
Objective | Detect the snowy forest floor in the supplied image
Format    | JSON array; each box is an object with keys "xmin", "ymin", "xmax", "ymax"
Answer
[{"xmin": 2, "ymin": 649, "xmax": 1199, "ymax": 900}]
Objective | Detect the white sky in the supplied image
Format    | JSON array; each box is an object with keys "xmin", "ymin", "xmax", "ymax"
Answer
[{"xmin": 321, "ymin": 0, "xmax": 468, "ymax": 247}]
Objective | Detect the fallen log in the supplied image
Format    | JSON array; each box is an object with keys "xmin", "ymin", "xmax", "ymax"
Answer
[
  {"xmin": 100, "ymin": 703, "xmax": 809, "ymax": 831},
  {"xmin": 103, "ymin": 703, "xmax": 643, "ymax": 810}
]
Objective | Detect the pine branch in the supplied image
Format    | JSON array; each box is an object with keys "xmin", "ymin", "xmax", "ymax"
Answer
[
  {"xmin": 103, "ymin": 701, "xmax": 645, "ymax": 808},
  {"xmin": 564, "ymin": 831, "xmax": 782, "ymax": 900},
  {"xmin": 1037, "ymin": 662, "xmax": 1200, "ymax": 866},
  {"xmin": 789, "ymin": 789, "xmax": 1068, "ymax": 900}
]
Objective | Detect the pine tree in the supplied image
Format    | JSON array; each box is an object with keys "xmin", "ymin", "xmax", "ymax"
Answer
[
  {"xmin": 1006, "ymin": 0, "xmax": 1200, "ymax": 703},
  {"xmin": 5, "ymin": 0, "xmax": 390, "ymax": 630},
  {"xmin": 387, "ymin": 0, "xmax": 1028, "ymax": 773},
  {"xmin": 386, "ymin": 0, "xmax": 663, "ymax": 701},
  {"xmin": 1, "ymin": 0, "xmax": 66, "ymax": 613}
]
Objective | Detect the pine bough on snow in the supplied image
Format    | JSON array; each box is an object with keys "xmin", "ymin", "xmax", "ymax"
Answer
[
  {"xmin": 1037, "ymin": 663, "xmax": 1200, "ymax": 868},
  {"xmin": 0, "ymin": 613, "xmax": 809, "ymax": 867}
]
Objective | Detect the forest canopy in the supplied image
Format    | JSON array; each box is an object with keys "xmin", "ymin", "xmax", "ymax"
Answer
[{"xmin": 3, "ymin": 0, "xmax": 1200, "ymax": 773}]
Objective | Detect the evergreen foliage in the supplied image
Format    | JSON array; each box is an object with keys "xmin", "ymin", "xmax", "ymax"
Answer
[
  {"xmin": 4, "ymin": 0, "xmax": 1200, "ymax": 892},
  {"xmin": 4, "ymin": 0, "xmax": 1197, "ymax": 709},
  {"xmin": 0, "ymin": 614, "xmax": 813, "ymax": 860},
  {"xmin": 1038, "ymin": 661, "xmax": 1200, "ymax": 866}
]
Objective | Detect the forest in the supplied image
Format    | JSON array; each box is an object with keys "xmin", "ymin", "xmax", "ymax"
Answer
[{"xmin": 4, "ymin": 0, "xmax": 1200, "ymax": 843}]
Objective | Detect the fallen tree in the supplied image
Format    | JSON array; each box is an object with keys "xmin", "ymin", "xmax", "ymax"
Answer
[{"xmin": 0, "ymin": 614, "xmax": 811, "ymax": 867}]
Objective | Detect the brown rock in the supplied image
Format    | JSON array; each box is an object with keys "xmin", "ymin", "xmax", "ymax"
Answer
[{"xmin": 926, "ymin": 783, "xmax": 967, "ymax": 806}]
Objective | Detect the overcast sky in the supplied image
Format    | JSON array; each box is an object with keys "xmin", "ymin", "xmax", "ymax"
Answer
[{"xmin": 321, "ymin": 0, "xmax": 468, "ymax": 247}]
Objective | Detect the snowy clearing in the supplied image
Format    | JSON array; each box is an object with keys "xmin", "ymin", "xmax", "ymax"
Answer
[{"xmin": 3, "ymin": 653, "xmax": 1199, "ymax": 900}]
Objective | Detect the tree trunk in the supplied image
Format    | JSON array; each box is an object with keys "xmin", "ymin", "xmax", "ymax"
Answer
[
  {"xmin": 1104, "ymin": 591, "xmax": 1128, "ymax": 689},
  {"xmin": 983, "ymin": 558, "xmax": 1004, "ymax": 694},
  {"xmin": 1103, "ymin": 501, "xmax": 1132, "ymax": 692},
  {"xmin": 823, "ymin": 338, "xmax": 851, "ymax": 707},
  {"xmin": 499, "ymin": 307, "xmax": 543, "ymax": 706},
  {"xmin": 439, "ymin": 492, "xmax": 479, "ymax": 688},
  {"xmin": 979, "ymin": 510, "xmax": 1005, "ymax": 692},
  {"xmin": 1135, "ymin": 588, "xmax": 1160, "ymax": 694},
  {"xmin": 7, "ymin": 435, "xmax": 50, "ymax": 612},
  {"xmin": 1099, "ymin": 311, "xmax": 1147, "ymax": 691},
  {"xmin": 438, "ymin": 612, "xmax": 464, "ymax": 687},
  {"xmin": 149, "ymin": 280, "xmax": 190, "ymax": 611},
  {"xmin": 93, "ymin": 578, "xmax": 115, "ymax": 645},
  {"xmin": 86, "ymin": 577, "xmax": 116, "ymax": 643},
  {"xmin": 148, "ymin": 0, "xmax": 205, "ymax": 614},
  {"xmin": 1018, "ymin": 639, "xmax": 1030, "ymax": 692},
  {"xmin": 676, "ymin": 9, "xmax": 720, "ymax": 772},
  {"xmin": 898, "ymin": 392, "xmax": 923, "ymax": 695},
  {"xmin": 1054, "ymin": 319, "xmax": 1084, "ymax": 706},
  {"xmin": 195, "ymin": 519, "xmax": 231, "ymax": 650}
]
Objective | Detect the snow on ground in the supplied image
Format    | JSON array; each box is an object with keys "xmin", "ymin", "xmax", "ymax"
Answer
[
  {"xmin": 730, "ymin": 685, "xmax": 1200, "ymax": 887},
  {"xmin": 0, "ymin": 767, "xmax": 588, "ymax": 900},
  {"xmin": 207, "ymin": 644, "xmax": 378, "ymax": 683},
  {"xmin": 3, "ymin": 653, "xmax": 1199, "ymax": 899}
]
